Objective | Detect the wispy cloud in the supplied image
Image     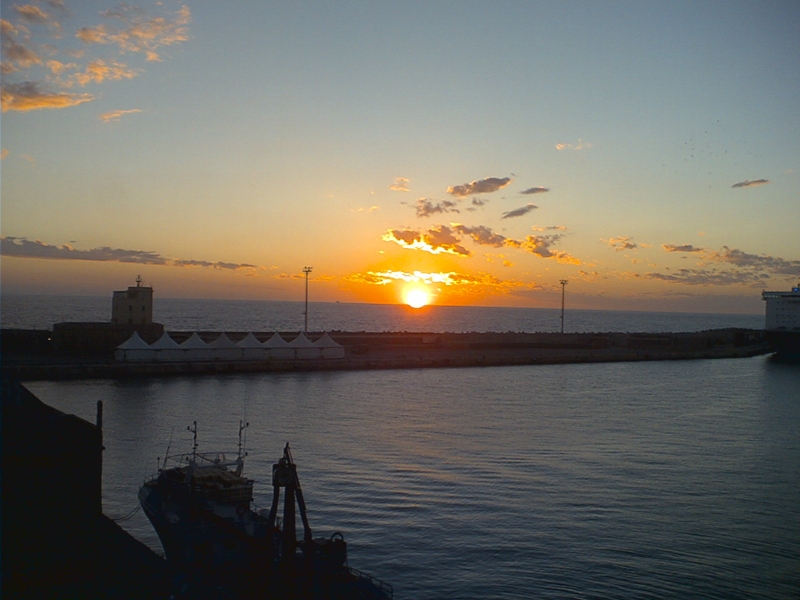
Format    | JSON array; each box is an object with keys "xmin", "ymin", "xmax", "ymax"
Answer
[
  {"xmin": 99, "ymin": 108, "xmax": 142, "ymax": 122},
  {"xmin": 606, "ymin": 236, "xmax": 638, "ymax": 251},
  {"xmin": 451, "ymin": 224, "xmax": 507, "ymax": 247},
  {"xmin": 731, "ymin": 179, "xmax": 769, "ymax": 188},
  {"xmin": 345, "ymin": 269, "xmax": 537, "ymax": 294},
  {"xmin": 532, "ymin": 225, "xmax": 566, "ymax": 232},
  {"xmin": 77, "ymin": 4, "xmax": 191, "ymax": 61},
  {"xmin": 647, "ymin": 243, "xmax": 800, "ymax": 286},
  {"xmin": 389, "ymin": 177, "xmax": 410, "ymax": 192},
  {"xmin": 705, "ymin": 246, "xmax": 800, "ymax": 276},
  {"xmin": 1, "ymin": 148, "xmax": 8, "ymax": 160},
  {"xmin": 555, "ymin": 139, "xmax": 591, "ymax": 151},
  {"xmin": 382, "ymin": 226, "xmax": 471, "ymax": 256},
  {"xmin": 1, "ymin": 3, "xmax": 190, "ymax": 112},
  {"xmin": 662, "ymin": 244, "xmax": 704, "ymax": 253},
  {"xmin": 1, "ymin": 236, "xmax": 257, "ymax": 272},
  {"xmin": 447, "ymin": 176, "xmax": 511, "ymax": 198},
  {"xmin": 504, "ymin": 234, "xmax": 580, "ymax": 263},
  {"xmin": 1, "ymin": 81, "xmax": 94, "ymax": 111},
  {"xmin": 639, "ymin": 269, "xmax": 767, "ymax": 286},
  {"xmin": 520, "ymin": 186, "xmax": 549, "ymax": 195},
  {"xmin": 453, "ymin": 223, "xmax": 572, "ymax": 260},
  {"xmin": 415, "ymin": 198, "xmax": 460, "ymax": 218},
  {"xmin": 501, "ymin": 203, "xmax": 538, "ymax": 219}
]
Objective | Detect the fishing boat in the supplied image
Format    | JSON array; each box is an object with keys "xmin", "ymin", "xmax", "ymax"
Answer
[{"xmin": 138, "ymin": 422, "xmax": 393, "ymax": 599}]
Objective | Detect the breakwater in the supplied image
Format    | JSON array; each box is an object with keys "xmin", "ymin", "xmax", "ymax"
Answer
[{"xmin": 2, "ymin": 328, "xmax": 770, "ymax": 381}]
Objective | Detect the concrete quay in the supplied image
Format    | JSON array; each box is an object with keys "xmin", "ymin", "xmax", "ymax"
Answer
[{"xmin": 2, "ymin": 328, "xmax": 771, "ymax": 381}]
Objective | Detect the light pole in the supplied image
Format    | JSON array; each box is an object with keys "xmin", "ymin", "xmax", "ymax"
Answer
[
  {"xmin": 303, "ymin": 267, "xmax": 313, "ymax": 333},
  {"xmin": 560, "ymin": 279, "xmax": 568, "ymax": 333}
]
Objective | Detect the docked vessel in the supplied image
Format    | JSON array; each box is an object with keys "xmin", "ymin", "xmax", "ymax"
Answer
[
  {"xmin": 139, "ymin": 423, "xmax": 392, "ymax": 599},
  {"xmin": 762, "ymin": 284, "xmax": 800, "ymax": 362}
]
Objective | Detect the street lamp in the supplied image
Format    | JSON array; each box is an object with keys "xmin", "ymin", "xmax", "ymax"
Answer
[
  {"xmin": 559, "ymin": 279, "xmax": 568, "ymax": 333},
  {"xmin": 303, "ymin": 266, "xmax": 313, "ymax": 333}
]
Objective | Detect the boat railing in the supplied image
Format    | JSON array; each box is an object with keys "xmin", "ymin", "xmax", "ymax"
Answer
[{"xmin": 348, "ymin": 566, "xmax": 394, "ymax": 598}]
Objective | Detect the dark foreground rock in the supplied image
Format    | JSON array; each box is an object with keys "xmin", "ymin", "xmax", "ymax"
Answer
[{"xmin": 1, "ymin": 378, "xmax": 170, "ymax": 598}]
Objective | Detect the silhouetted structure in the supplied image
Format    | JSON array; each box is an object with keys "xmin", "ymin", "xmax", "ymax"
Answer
[{"xmin": 1, "ymin": 378, "xmax": 169, "ymax": 598}]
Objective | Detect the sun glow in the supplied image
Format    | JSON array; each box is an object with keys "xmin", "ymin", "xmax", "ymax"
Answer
[{"xmin": 405, "ymin": 288, "xmax": 430, "ymax": 308}]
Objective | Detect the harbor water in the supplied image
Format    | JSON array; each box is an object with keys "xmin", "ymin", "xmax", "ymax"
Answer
[{"xmin": 6, "ymin": 297, "xmax": 799, "ymax": 599}]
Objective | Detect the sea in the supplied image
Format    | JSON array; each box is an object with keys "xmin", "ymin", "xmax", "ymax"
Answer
[{"xmin": 4, "ymin": 295, "xmax": 800, "ymax": 599}]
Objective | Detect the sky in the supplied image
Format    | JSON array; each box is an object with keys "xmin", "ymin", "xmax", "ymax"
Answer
[{"xmin": 2, "ymin": 0, "xmax": 799, "ymax": 314}]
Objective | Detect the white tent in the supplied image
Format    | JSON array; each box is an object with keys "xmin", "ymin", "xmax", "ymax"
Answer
[
  {"xmin": 181, "ymin": 332, "xmax": 211, "ymax": 361},
  {"xmin": 209, "ymin": 333, "xmax": 241, "ymax": 361},
  {"xmin": 263, "ymin": 333, "xmax": 292, "ymax": 359},
  {"xmin": 287, "ymin": 332, "xmax": 321, "ymax": 359},
  {"xmin": 115, "ymin": 331, "xmax": 155, "ymax": 362},
  {"xmin": 237, "ymin": 332, "xmax": 267, "ymax": 360},
  {"xmin": 314, "ymin": 332, "xmax": 345, "ymax": 359},
  {"xmin": 151, "ymin": 332, "xmax": 185, "ymax": 362}
]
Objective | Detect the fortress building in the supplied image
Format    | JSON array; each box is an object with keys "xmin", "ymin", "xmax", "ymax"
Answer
[{"xmin": 111, "ymin": 275, "xmax": 154, "ymax": 325}]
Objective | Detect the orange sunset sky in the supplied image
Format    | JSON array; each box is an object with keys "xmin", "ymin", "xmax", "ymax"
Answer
[{"xmin": 2, "ymin": 1, "xmax": 799, "ymax": 314}]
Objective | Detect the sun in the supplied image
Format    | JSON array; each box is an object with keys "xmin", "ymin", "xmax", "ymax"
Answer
[{"xmin": 405, "ymin": 288, "xmax": 430, "ymax": 309}]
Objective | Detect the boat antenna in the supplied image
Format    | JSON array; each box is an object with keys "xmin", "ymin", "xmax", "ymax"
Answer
[
  {"xmin": 162, "ymin": 426, "xmax": 175, "ymax": 470},
  {"xmin": 188, "ymin": 421, "xmax": 198, "ymax": 460},
  {"xmin": 238, "ymin": 420, "xmax": 250, "ymax": 459},
  {"xmin": 235, "ymin": 420, "xmax": 249, "ymax": 476},
  {"xmin": 241, "ymin": 391, "xmax": 249, "ymax": 458}
]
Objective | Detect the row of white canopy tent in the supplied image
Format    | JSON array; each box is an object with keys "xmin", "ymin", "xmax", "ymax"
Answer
[{"xmin": 115, "ymin": 331, "xmax": 345, "ymax": 362}]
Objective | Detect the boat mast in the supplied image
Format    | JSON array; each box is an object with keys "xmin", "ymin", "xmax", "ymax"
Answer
[
  {"xmin": 188, "ymin": 421, "xmax": 198, "ymax": 461},
  {"xmin": 236, "ymin": 420, "xmax": 249, "ymax": 476}
]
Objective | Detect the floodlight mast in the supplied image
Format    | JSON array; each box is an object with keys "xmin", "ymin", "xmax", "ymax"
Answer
[
  {"xmin": 560, "ymin": 279, "xmax": 568, "ymax": 334},
  {"xmin": 303, "ymin": 267, "xmax": 313, "ymax": 333}
]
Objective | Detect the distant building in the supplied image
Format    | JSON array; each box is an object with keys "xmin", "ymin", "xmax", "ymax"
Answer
[
  {"xmin": 52, "ymin": 276, "xmax": 163, "ymax": 355},
  {"xmin": 111, "ymin": 275, "xmax": 154, "ymax": 325},
  {"xmin": 762, "ymin": 284, "xmax": 800, "ymax": 331},
  {"xmin": 762, "ymin": 284, "xmax": 800, "ymax": 361}
]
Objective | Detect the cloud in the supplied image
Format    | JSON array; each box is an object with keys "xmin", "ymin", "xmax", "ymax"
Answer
[
  {"xmin": 1, "ymin": 148, "xmax": 8, "ymax": 160},
  {"xmin": 505, "ymin": 234, "xmax": 579, "ymax": 263},
  {"xmin": 73, "ymin": 59, "xmax": 139, "ymax": 86},
  {"xmin": 532, "ymin": 225, "xmax": 566, "ymax": 232},
  {"xmin": 345, "ymin": 269, "xmax": 536, "ymax": 293},
  {"xmin": 454, "ymin": 224, "xmax": 580, "ymax": 263},
  {"xmin": 1, "ymin": 81, "xmax": 94, "ymax": 111},
  {"xmin": 99, "ymin": 108, "xmax": 141, "ymax": 122},
  {"xmin": 447, "ymin": 176, "xmax": 511, "ymax": 198},
  {"xmin": 383, "ymin": 221, "xmax": 580, "ymax": 263},
  {"xmin": 640, "ymin": 269, "xmax": 768, "ymax": 286},
  {"xmin": 662, "ymin": 244, "xmax": 704, "ymax": 253},
  {"xmin": 389, "ymin": 177, "xmax": 410, "ymax": 192},
  {"xmin": 664, "ymin": 243, "xmax": 800, "ymax": 277},
  {"xmin": 1, "ymin": 19, "xmax": 43, "ymax": 73},
  {"xmin": 382, "ymin": 226, "xmax": 471, "ymax": 256},
  {"xmin": 501, "ymin": 203, "xmax": 538, "ymax": 219},
  {"xmin": 451, "ymin": 224, "xmax": 507, "ymax": 247},
  {"xmin": 1, "ymin": 237, "xmax": 257, "ymax": 271},
  {"xmin": 1, "ymin": 4, "xmax": 190, "ymax": 112},
  {"xmin": 415, "ymin": 198, "xmax": 460, "ymax": 218},
  {"xmin": 731, "ymin": 179, "xmax": 769, "ymax": 188},
  {"xmin": 471, "ymin": 198, "xmax": 488, "ymax": 206},
  {"xmin": 13, "ymin": 5, "xmax": 50, "ymax": 25},
  {"xmin": 606, "ymin": 236, "xmax": 638, "ymax": 251},
  {"xmin": 76, "ymin": 5, "xmax": 191, "ymax": 61},
  {"xmin": 555, "ymin": 139, "xmax": 591, "ymax": 151},
  {"xmin": 520, "ymin": 186, "xmax": 549, "ymax": 195},
  {"xmin": 647, "ymin": 244, "xmax": 800, "ymax": 286},
  {"xmin": 705, "ymin": 246, "xmax": 800, "ymax": 276}
]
